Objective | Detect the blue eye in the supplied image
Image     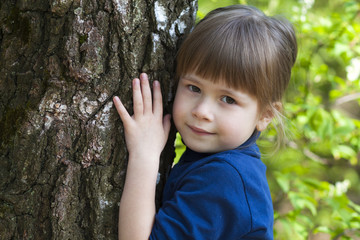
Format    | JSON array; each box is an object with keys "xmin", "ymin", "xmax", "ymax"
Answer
[
  {"xmin": 221, "ymin": 96, "xmax": 236, "ymax": 104},
  {"xmin": 188, "ymin": 85, "xmax": 200, "ymax": 93}
]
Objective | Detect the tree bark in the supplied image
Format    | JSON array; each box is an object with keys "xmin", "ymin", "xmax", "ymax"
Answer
[{"xmin": 0, "ymin": 0, "xmax": 197, "ymax": 239}]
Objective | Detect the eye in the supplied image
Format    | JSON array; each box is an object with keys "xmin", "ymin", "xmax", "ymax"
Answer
[
  {"xmin": 188, "ymin": 85, "xmax": 201, "ymax": 93},
  {"xmin": 221, "ymin": 96, "xmax": 236, "ymax": 104}
]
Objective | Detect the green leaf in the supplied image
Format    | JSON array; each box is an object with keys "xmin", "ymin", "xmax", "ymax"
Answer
[
  {"xmin": 314, "ymin": 226, "xmax": 331, "ymax": 234},
  {"xmin": 309, "ymin": 108, "xmax": 334, "ymax": 139},
  {"xmin": 288, "ymin": 192, "xmax": 317, "ymax": 216},
  {"xmin": 302, "ymin": 178, "xmax": 330, "ymax": 191},
  {"xmin": 331, "ymin": 145, "xmax": 357, "ymax": 161},
  {"xmin": 275, "ymin": 172, "xmax": 290, "ymax": 193}
]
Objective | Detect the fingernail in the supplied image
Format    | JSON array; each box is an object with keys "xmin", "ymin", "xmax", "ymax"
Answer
[
  {"xmin": 140, "ymin": 73, "xmax": 147, "ymax": 79},
  {"xmin": 154, "ymin": 80, "xmax": 159, "ymax": 87}
]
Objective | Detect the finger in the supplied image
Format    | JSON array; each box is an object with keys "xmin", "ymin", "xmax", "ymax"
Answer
[
  {"xmin": 152, "ymin": 80, "xmax": 163, "ymax": 117},
  {"xmin": 132, "ymin": 78, "xmax": 143, "ymax": 116},
  {"xmin": 113, "ymin": 96, "xmax": 132, "ymax": 124},
  {"xmin": 140, "ymin": 73, "xmax": 152, "ymax": 114}
]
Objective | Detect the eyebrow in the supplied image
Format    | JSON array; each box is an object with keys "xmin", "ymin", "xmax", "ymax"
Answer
[{"xmin": 181, "ymin": 75, "xmax": 202, "ymax": 84}]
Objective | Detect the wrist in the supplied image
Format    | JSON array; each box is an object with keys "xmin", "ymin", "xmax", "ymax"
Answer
[{"xmin": 127, "ymin": 153, "xmax": 160, "ymax": 174}]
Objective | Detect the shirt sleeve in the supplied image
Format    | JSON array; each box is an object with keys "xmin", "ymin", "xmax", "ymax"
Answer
[{"xmin": 150, "ymin": 160, "xmax": 252, "ymax": 240}]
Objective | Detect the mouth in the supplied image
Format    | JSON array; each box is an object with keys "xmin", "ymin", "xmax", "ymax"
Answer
[{"xmin": 188, "ymin": 125, "xmax": 214, "ymax": 135}]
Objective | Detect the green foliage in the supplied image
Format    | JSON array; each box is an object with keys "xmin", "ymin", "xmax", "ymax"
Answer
[
  {"xmin": 172, "ymin": 0, "xmax": 360, "ymax": 239},
  {"xmin": 174, "ymin": 132, "xmax": 186, "ymax": 165}
]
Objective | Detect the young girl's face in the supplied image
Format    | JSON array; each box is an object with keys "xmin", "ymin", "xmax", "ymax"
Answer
[{"xmin": 173, "ymin": 74, "xmax": 269, "ymax": 153}]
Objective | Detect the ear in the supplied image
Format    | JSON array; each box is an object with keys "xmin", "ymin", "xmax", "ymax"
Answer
[{"xmin": 256, "ymin": 102, "xmax": 282, "ymax": 131}]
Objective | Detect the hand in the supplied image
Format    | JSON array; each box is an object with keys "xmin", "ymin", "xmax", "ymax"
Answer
[
  {"xmin": 113, "ymin": 73, "xmax": 171, "ymax": 160},
  {"xmin": 115, "ymin": 73, "xmax": 171, "ymax": 240}
]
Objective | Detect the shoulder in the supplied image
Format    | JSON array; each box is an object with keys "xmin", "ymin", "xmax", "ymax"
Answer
[
  {"xmin": 183, "ymin": 150, "xmax": 274, "ymax": 237},
  {"xmin": 174, "ymin": 150, "xmax": 257, "ymax": 194},
  {"xmin": 152, "ymin": 155, "xmax": 253, "ymax": 239},
  {"xmin": 185, "ymin": 149, "xmax": 267, "ymax": 184},
  {"xmin": 176, "ymin": 149, "xmax": 271, "ymax": 224},
  {"xmin": 174, "ymin": 148, "xmax": 268, "ymax": 194},
  {"xmin": 215, "ymin": 149, "xmax": 274, "ymax": 239},
  {"xmin": 217, "ymin": 149, "xmax": 268, "ymax": 183},
  {"xmin": 152, "ymin": 149, "xmax": 273, "ymax": 239}
]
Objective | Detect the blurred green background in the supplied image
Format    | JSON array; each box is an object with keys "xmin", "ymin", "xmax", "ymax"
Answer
[{"xmin": 174, "ymin": 0, "xmax": 360, "ymax": 239}]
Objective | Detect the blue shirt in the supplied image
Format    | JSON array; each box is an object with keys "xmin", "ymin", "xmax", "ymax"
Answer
[{"xmin": 150, "ymin": 136, "xmax": 273, "ymax": 239}]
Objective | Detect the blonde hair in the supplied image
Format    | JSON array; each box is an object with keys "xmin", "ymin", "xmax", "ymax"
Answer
[{"xmin": 176, "ymin": 5, "xmax": 297, "ymax": 146}]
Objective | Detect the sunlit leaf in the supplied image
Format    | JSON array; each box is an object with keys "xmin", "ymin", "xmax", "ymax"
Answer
[
  {"xmin": 331, "ymin": 145, "xmax": 357, "ymax": 161},
  {"xmin": 288, "ymin": 192, "xmax": 317, "ymax": 216},
  {"xmin": 275, "ymin": 172, "xmax": 290, "ymax": 193}
]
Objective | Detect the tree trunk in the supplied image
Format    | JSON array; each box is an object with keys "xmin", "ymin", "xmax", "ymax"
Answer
[{"xmin": 0, "ymin": 0, "xmax": 196, "ymax": 239}]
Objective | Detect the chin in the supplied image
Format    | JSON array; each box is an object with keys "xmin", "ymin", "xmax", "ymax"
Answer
[
  {"xmin": 183, "ymin": 141, "xmax": 211, "ymax": 153},
  {"xmin": 188, "ymin": 142, "xmax": 242, "ymax": 153},
  {"xmin": 185, "ymin": 143, "xmax": 223, "ymax": 153}
]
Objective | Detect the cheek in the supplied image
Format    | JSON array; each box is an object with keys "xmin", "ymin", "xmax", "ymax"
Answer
[
  {"xmin": 172, "ymin": 93, "xmax": 185, "ymax": 126},
  {"xmin": 218, "ymin": 118, "xmax": 240, "ymax": 137},
  {"xmin": 217, "ymin": 112, "xmax": 257, "ymax": 141}
]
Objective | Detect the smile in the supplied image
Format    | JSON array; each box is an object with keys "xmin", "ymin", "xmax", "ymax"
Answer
[{"xmin": 188, "ymin": 125, "xmax": 214, "ymax": 135}]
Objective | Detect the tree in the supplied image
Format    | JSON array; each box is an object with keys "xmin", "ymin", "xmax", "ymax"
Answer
[{"xmin": 0, "ymin": 0, "xmax": 197, "ymax": 239}]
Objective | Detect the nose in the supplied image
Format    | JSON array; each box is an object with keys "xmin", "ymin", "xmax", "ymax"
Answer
[{"xmin": 191, "ymin": 98, "xmax": 214, "ymax": 121}]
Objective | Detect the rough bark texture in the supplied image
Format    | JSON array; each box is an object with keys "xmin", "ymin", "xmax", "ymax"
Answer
[{"xmin": 0, "ymin": 0, "xmax": 197, "ymax": 239}]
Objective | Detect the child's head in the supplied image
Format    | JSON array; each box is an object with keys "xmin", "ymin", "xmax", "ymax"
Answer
[{"xmin": 175, "ymin": 4, "xmax": 297, "ymax": 145}]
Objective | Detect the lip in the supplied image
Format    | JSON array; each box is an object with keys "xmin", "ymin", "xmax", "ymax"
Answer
[{"xmin": 188, "ymin": 125, "xmax": 214, "ymax": 135}]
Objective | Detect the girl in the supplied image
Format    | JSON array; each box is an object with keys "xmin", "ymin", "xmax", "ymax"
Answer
[{"xmin": 114, "ymin": 4, "xmax": 297, "ymax": 240}]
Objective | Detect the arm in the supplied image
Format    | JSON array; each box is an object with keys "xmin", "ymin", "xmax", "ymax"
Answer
[{"xmin": 113, "ymin": 73, "xmax": 171, "ymax": 240}]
